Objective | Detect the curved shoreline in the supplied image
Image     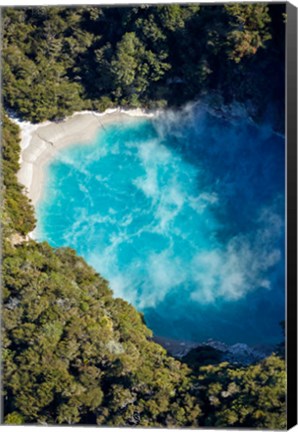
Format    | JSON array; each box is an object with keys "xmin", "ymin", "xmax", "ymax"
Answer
[
  {"xmin": 12, "ymin": 104, "xmax": 282, "ymax": 355},
  {"xmin": 15, "ymin": 108, "xmax": 156, "ymax": 207},
  {"xmin": 15, "ymin": 99, "xmax": 283, "ymax": 208}
]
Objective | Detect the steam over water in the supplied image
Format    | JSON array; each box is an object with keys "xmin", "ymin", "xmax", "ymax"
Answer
[{"xmin": 36, "ymin": 105, "xmax": 285, "ymax": 344}]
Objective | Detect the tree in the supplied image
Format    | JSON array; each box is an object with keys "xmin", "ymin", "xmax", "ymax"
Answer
[
  {"xmin": 2, "ymin": 6, "xmax": 287, "ymax": 427},
  {"xmin": 225, "ymin": 4, "xmax": 272, "ymax": 63},
  {"xmin": 3, "ymin": 237, "xmax": 201, "ymax": 426},
  {"xmin": 197, "ymin": 355, "xmax": 286, "ymax": 429},
  {"xmin": 1, "ymin": 115, "xmax": 36, "ymax": 236},
  {"xmin": 111, "ymin": 31, "xmax": 170, "ymax": 105}
]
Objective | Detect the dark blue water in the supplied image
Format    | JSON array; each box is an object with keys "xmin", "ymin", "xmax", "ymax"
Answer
[{"xmin": 35, "ymin": 105, "xmax": 285, "ymax": 344}]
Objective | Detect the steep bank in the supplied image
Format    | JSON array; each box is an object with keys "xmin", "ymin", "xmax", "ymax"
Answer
[
  {"xmin": 153, "ymin": 335, "xmax": 275, "ymax": 365},
  {"xmin": 2, "ymin": 103, "xmax": 286, "ymax": 430}
]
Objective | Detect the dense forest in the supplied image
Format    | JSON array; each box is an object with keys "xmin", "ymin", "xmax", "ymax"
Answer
[
  {"xmin": 3, "ymin": 4, "xmax": 285, "ymax": 128},
  {"xmin": 2, "ymin": 3, "xmax": 286, "ymax": 427}
]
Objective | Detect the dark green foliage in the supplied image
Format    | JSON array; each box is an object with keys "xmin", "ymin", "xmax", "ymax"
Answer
[
  {"xmin": 1, "ymin": 5, "xmax": 286, "ymax": 427},
  {"xmin": 111, "ymin": 31, "xmax": 170, "ymax": 106},
  {"xmin": 182, "ymin": 346, "xmax": 222, "ymax": 368},
  {"xmin": 225, "ymin": 4, "xmax": 272, "ymax": 63},
  {"xmin": 2, "ymin": 241, "xmax": 200, "ymax": 426},
  {"xmin": 1, "ymin": 121, "xmax": 286, "ymax": 428},
  {"xmin": 197, "ymin": 355, "xmax": 286, "ymax": 429},
  {"xmin": 1, "ymin": 115, "xmax": 36, "ymax": 236},
  {"xmin": 2, "ymin": 4, "xmax": 285, "ymax": 129},
  {"xmin": 3, "ymin": 7, "xmax": 86, "ymax": 122}
]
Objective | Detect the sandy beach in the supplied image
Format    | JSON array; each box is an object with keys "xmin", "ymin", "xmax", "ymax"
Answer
[
  {"xmin": 16, "ymin": 101, "xmax": 255, "ymax": 208},
  {"xmin": 16, "ymin": 109, "xmax": 155, "ymax": 206}
]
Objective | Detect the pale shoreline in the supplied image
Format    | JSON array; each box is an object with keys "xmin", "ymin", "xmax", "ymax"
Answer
[
  {"xmin": 15, "ymin": 108, "xmax": 156, "ymax": 207},
  {"xmin": 12, "ymin": 105, "xmax": 280, "ymax": 357},
  {"xmin": 15, "ymin": 100, "xmax": 272, "ymax": 208}
]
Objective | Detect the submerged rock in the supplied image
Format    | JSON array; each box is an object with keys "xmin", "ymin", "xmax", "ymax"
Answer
[{"xmin": 154, "ymin": 335, "xmax": 274, "ymax": 366}]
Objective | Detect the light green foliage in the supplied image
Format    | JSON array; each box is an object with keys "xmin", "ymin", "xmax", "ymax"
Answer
[
  {"xmin": 112, "ymin": 32, "xmax": 143, "ymax": 89},
  {"xmin": 1, "ymin": 120, "xmax": 202, "ymax": 426},
  {"xmin": 2, "ymin": 5, "xmax": 285, "ymax": 124},
  {"xmin": 3, "ymin": 241, "xmax": 201, "ymax": 426},
  {"xmin": 225, "ymin": 4, "xmax": 272, "ymax": 62},
  {"xmin": 136, "ymin": 13, "xmax": 167, "ymax": 44},
  {"xmin": 3, "ymin": 223, "xmax": 286, "ymax": 428},
  {"xmin": 111, "ymin": 31, "xmax": 170, "ymax": 104},
  {"xmin": 1, "ymin": 115, "xmax": 36, "ymax": 236},
  {"xmin": 3, "ymin": 8, "xmax": 86, "ymax": 122},
  {"xmin": 3, "ymin": 412, "xmax": 25, "ymax": 425},
  {"xmin": 157, "ymin": 4, "xmax": 200, "ymax": 32},
  {"xmin": 197, "ymin": 355, "xmax": 286, "ymax": 429},
  {"xmin": 2, "ymin": 5, "xmax": 286, "ymax": 427}
]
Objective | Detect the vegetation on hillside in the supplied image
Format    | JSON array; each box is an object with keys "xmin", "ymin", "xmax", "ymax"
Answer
[
  {"xmin": 196, "ymin": 355, "xmax": 286, "ymax": 429},
  {"xmin": 1, "ymin": 90, "xmax": 286, "ymax": 430},
  {"xmin": 2, "ymin": 4, "xmax": 286, "ymax": 427},
  {"xmin": 3, "ymin": 240, "xmax": 201, "ymax": 426},
  {"xmin": 3, "ymin": 4, "xmax": 285, "ymax": 129},
  {"xmin": 1, "ymin": 115, "xmax": 36, "ymax": 237}
]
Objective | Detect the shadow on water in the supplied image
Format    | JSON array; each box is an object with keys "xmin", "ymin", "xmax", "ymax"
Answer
[
  {"xmin": 36, "ymin": 104, "xmax": 285, "ymax": 345},
  {"xmin": 152, "ymin": 104, "xmax": 285, "ymax": 238}
]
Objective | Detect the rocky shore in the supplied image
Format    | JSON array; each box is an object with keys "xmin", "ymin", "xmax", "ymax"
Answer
[{"xmin": 153, "ymin": 335, "xmax": 276, "ymax": 366}]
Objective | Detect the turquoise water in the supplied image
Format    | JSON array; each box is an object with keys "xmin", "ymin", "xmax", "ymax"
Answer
[{"xmin": 35, "ymin": 105, "xmax": 285, "ymax": 344}]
